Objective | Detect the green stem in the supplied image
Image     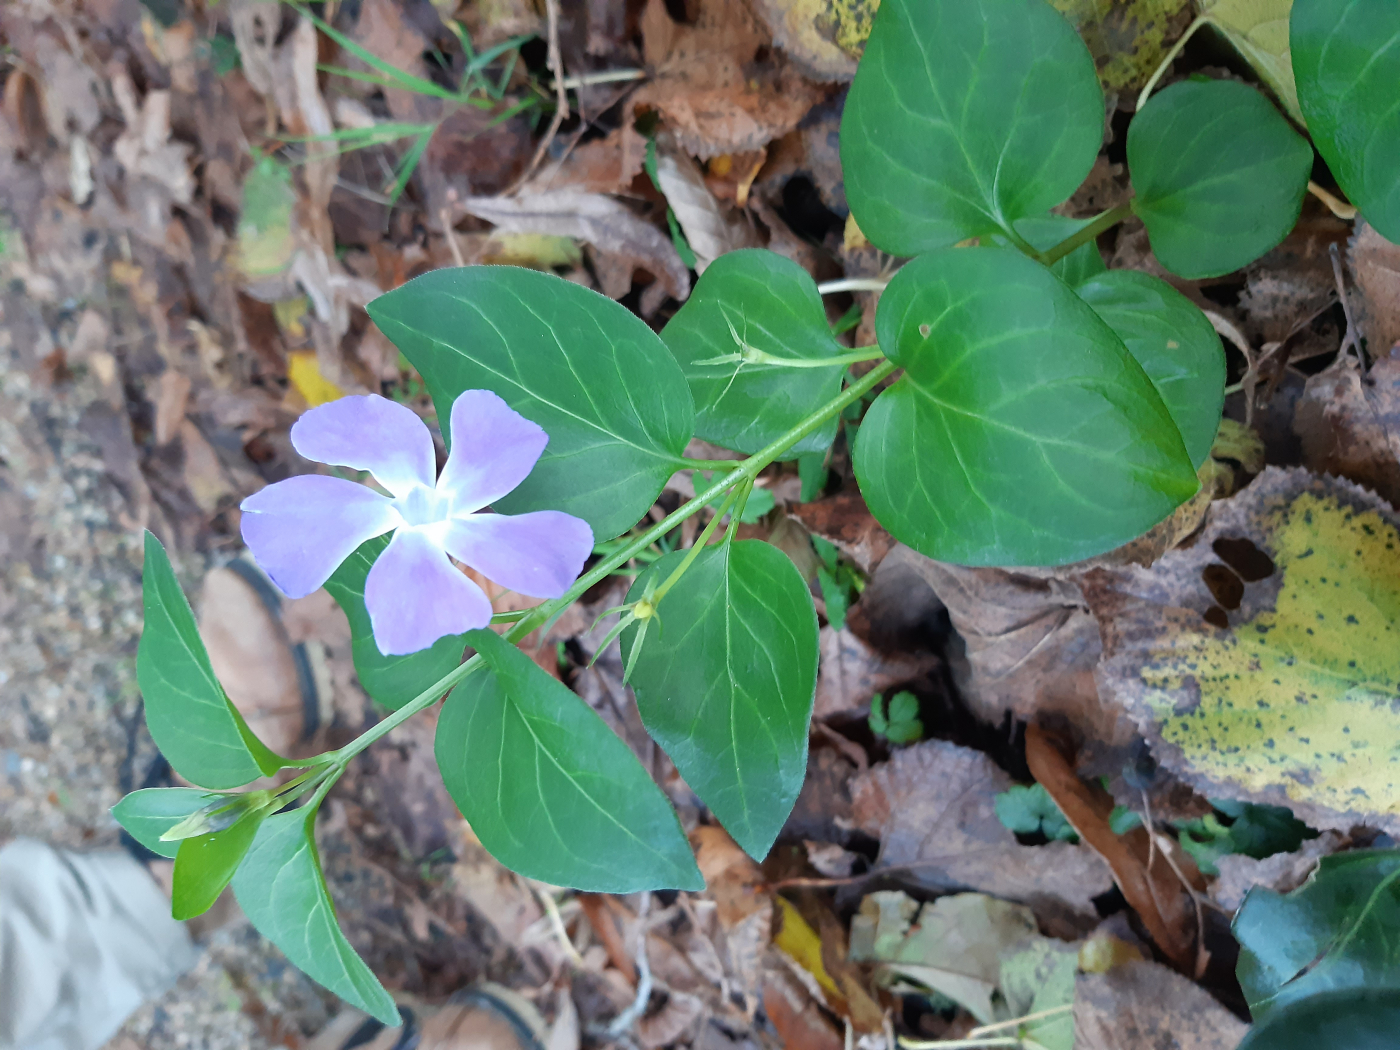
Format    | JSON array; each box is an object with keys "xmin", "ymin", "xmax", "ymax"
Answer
[
  {"xmin": 324, "ymin": 359, "xmax": 899, "ymax": 768},
  {"xmin": 1000, "ymin": 224, "xmax": 1047, "ymax": 263},
  {"xmin": 682, "ymin": 458, "xmax": 746, "ymax": 470},
  {"xmin": 816, "ymin": 277, "xmax": 890, "ymax": 295},
  {"xmin": 653, "ymin": 485, "xmax": 739, "ymax": 605},
  {"xmin": 1041, "ymin": 201, "xmax": 1135, "ymax": 266}
]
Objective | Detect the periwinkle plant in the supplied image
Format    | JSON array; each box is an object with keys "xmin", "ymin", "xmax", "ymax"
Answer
[{"xmin": 114, "ymin": 0, "xmax": 1400, "ymax": 1022}]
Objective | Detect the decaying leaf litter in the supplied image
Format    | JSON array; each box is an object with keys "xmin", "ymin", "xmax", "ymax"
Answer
[{"xmin": 0, "ymin": 0, "xmax": 1397, "ymax": 1047}]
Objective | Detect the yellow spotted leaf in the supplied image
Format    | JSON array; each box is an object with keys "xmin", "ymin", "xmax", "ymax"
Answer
[
  {"xmin": 1089, "ymin": 468, "xmax": 1400, "ymax": 833},
  {"xmin": 749, "ymin": 0, "xmax": 879, "ymax": 81},
  {"xmin": 287, "ymin": 350, "xmax": 345, "ymax": 408},
  {"xmin": 1052, "ymin": 0, "xmax": 1194, "ymax": 93},
  {"xmin": 1199, "ymin": 0, "xmax": 1302, "ymax": 124}
]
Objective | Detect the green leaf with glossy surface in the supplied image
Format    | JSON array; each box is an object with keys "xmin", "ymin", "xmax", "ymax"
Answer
[
  {"xmin": 853, "ymin": 248, "xmax": 1198, "ymax": 566},
  {"xmin": 436, "ymin": 629, "xmax": 703, "ymax": 891},
  {"xmin": 367, "ymin": 266, "xmax": 695, "ymax": 540},
  {"xmin": 840, "ymin": 0, "xmax": 1104, "ymax": 256},
  {"xmin": 324, "ymin": 533, "xmax": 466, "ymax": 710},
  {"xmin": 172, "ymin": 812, "xmax": 264, "ymax": 920},
  {"xmin": 137, "ymin": 531, "xmax": 284, "ymax": 788},
  {"xmin": 1237, "ymin": 987, "xmax": 1400, "ymax": 1050},
  {"xmin": 113, "ymin": 787, "xmax": 215, "ymax": 859},
  {"xmin": 621, "ymin": 540, "xmax": 818, "ymax": 859},
  {"xmin": 1128, "ymin": 78, "xmax": 1312, "ymax": 278},
  {"xmin": 232, "ymin": 808, "xmax": 400, "ymax": 1025},
  {"xmin": 1235, "ymin": 849, "xmax": 1400, "ymax": 1018},
  {"xmin": 1000, "ymin": 214, "xmax": 1108, "ymax": 287},
  {"xmin": 1074, "ymin": 269, "xmax": 1225, "ymax": 466},
  {"xmin": 661, "ymin": 249, "xmax": 845, "ymax": 457},
  {"xmin": 1292, "ymin": 0, "xmax": 1400, "ymax": 241}
]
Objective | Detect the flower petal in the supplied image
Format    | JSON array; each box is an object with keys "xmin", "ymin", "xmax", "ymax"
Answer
[
  {"xmin": 444, "ymin": 511, "xmax": 594, "ymax": 599},
  {"xmin": 364, "ymin": 529, "xmax": 492, "ymax": 655},
  {"xmin": 291, "ymin": 394, "xmax": 436, "ymax": 498},
  {"xmin": 437, "ymin": 390, "xmax": 548, "ymax": 512},
  {"xmin": 240, "ymin": 476, "xmax": 399, "ymax": 598}
]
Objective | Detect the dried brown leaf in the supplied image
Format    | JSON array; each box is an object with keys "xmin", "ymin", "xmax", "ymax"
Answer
[
  {"xmin": 1073, "ymin": 960, "xmax": 1247, "ymax": 1050},
  {"xmin": 788, "ymin": 491, "xmax": 894, "ymax": 575},
  {"xmin": 813, "ymin": 626, "xmax": 938, "ymax": 721},
  {"xmin": 652, "ymin": 147, "xmax": 757, "ymax": 271},
  {"xmin": 1352, "ymin": 219, "xmax": 1400, "ymax": 353},
  {"xmin": 850, "ymin": 739, "xmax": 1114, "ymax": 928},
  {"xmin": 1294, "ymin": 349, "xmax": 1400, "ymax": 507},
  {"xmin": 1210, "ymin": 830, "xmax": 1347, "ymax": 912}
]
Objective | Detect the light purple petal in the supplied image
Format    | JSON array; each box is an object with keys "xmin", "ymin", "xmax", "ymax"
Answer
[
  {"xmin": 240, "ymin": 476, "xmax": 399, "ymax": 598},
  {"xmin": 443, "ymin": 511, "xmax": 594, "ymax": 599},
  {"xmin": 291, "ymin": 394, "xmax": 436, "ymax": 498},
  {"xmin": 364, "ymin": 528, "xmax": 492, "ymax": 655},
  {"xmin": 437, "ymin": 390, "xmax": 548, "ymax": 513}
]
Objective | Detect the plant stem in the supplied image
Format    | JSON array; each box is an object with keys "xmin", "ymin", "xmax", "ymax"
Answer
[
  {"xmin": 1041, "ymin": 201, "xmax": 1135, "ymax": 266},
  {"xmin": 816, "ymin": 277, "xmax": 890, "ymax": 295},
  {"xmin": 324, "ymin": 359, "xmax": 899, "ymax": 768}
]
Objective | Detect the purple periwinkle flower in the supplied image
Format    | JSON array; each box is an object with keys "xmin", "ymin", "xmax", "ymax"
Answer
[{"xmin": 239, "ymin": 390, "xmax": 594, "ymax": 656}]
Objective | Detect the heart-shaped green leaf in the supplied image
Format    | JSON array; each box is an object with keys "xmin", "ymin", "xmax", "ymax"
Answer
[
  {"xmin": 1006, "ymin": 214, "xmax": 1108, "ymax": 288},
  {"xmin": 853, "ymin": 247, "xmax": 1198, "ymax": 566},
  {"xmin": 436, "ymin": 629, "xmax": 703, "ymax": 892},
  {"xmin": 1074, "ymin": 269, "xmax": 1225, "ymax": 466},
  {"xmin": 113, "ymin": 787, "xmax": 216, "ymax": 859},
  {"xmin": 1236, "ymin": 987, "xmax": 1400, "ymax": 1050},
  {"xmin": 1292, "ymin": 0, "xmax": 1400, "ymax": 241},
  {"xmin": 137, "ymin": 531, "xmax": 285, "ymax": 789},
  {"xmin": 622, "ymin": 540, "xmax": 819, "ymax": 859},
  {"xmin": 324, "ymin": 534, "xmax": 466, "ymax": 710},
  {"xmin": 367, "ymin": 267, "xmax": 695, "ymax": 541},
  {"xmin": 1236, "ymin": 849, "xmax": 1400, "ymax": 1019},
  {"xmin": 232, "ymin": 808, "xmax": 400, "ymax": 1025},
  {"xmin": 661, "ymin": 249, "xmax": 846, "ymax": 457},
  {"xmin": 173, "ymin": 812, "xmax": 265, "ymax": 920},
  {"xmin": 1128, "ymin": 78, "xmax": 1312, "ymax": 278},
  {"xmin": 840, "ymin": 0, "xmax": 1104, "ymax": 256}
]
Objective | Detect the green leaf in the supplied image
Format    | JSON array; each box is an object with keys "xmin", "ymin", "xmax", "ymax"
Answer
[
  {"xmin": 172, "ymin": 812, "xmax": 264, "ymax": 920},
  {"xmin": 113, "ymin": 787, "xmax": 215, "ymax": 859},
  {"xmin": 1198, "ymin": 0, "xmax": 1302, "ymax": 124},
  {"xmin": 323, "ymin": 534, "xmax": 466, "ymax": 710},
  {"xmin": 1236, "ymin": 849, "xmax": 1400, "ymax": 1018},
  {"xmin": 798, "ymin": 452, "xmax": 829, "ymax": 502},
  {"xmin": 1236, "ymin": 987, "xmax": 1400, "ymax": 1050},
  {"xmin": 660, "ymin": 250, "xmax": 846, "ymax": 457},
  {"xmin": 1128, "ymin": 78, "xmax": 1312, "ymax": 278},
  {"xmin": 1001, "ymin": 214, "xmax": 1108, "ymax": 287},
  {"xmin": 839, "ymin": 0, "xmax": 1104, "ymax": 256},
  {"xmin": 817, "ymin": 566, "xmax": 850, "ymax": 631},
  {"xmin": 137, "ymin": 531, "xmax": 285, "ymax": 789},
  {"xmin": 1074, "ymin": 269, "xmax": 1226, "ymax": 467},
  {"xmin": 232, "ymin": 808, "xmax": 400, "ymax": 1025},
  {"xmin": 852, "ymin": 248, "xmax": 1198, "ymax": 566},
  {"xmin": 621, "ymin": 541, "xmax": 819, "ymax": 859},
  {"xmin": 367, "ymin": 267, "xmax": 695, "ymax": 540},
  {"xmin": 1291, "ymin": 0, "xmax": 1400, "ymax": 241},
  {"xmin": 994, "ymin": 783, "xmax": 1077, "ymax": 842},
  {"xmin": 436, "ymin": 629, "xmax": 703, "ymax": 890}
]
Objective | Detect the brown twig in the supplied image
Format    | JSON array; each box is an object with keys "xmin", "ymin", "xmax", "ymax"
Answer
[
  {"xmin": 508, "ymin": 0, "xmax": 569, "ymax": 194},
  {"xmin": 1330, "ymin": 241, "xmax": 1365, "ymax": 365}
]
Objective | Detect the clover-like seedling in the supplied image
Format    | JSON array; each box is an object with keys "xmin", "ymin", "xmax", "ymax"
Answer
[{"xmin": 869, "ymin": 691, "xmax": 924, "ymax": 745}]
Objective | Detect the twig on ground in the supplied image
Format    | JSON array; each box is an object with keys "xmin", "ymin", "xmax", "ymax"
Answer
[
  {"xmin": 606, "ymin": 892, "xmax": 653, "ymax": 1037},
  {"xmin": 1329, "ymin": 241, "xmax": 1364, "ymax": 364},
  {"xmin": 509, "ymin": 0, "xmax": 569, "ymax": 193}
]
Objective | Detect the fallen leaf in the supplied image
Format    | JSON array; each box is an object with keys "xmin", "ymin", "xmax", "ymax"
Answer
[
  {"xmin": 1026, "ymin": 724, "xmax": 1202, "ymax": 972},
  {"xmin": 1352, "ymin": 221, "xmax": 1400, "ymax": 353},
  {"xmin": 850, "ymin": 739, "xmax": 1115, "ymax": 927},
  {"xmin": 1051, "ymin": 0, "xmax": 1194, "ymax": 94},
  {"xmin": 788, "ymin": 490, "xmax": 895, "ymax": 574},
  {"xmin": 1210, "ymin": 829, "xmax": 1346, "ymax": 912},
  {"xmin": 813, "ymin": 625, "xmax": 939, "ymax": 721},
  {"xmin": 761, "ymin": 968, "xmax": 844, "ymax": 1050},
  {"xmin": 748, "ymin": 0, "xmax": 873, "ymax": 81},
  {"xmin": 1198, "ymin": 0, "xmax": 1301, "ymax": 123},
  {"xmin": 460, "ymin": 193, "xmax": 690, "ymax": 313},
  {"xmin": 631, "ymin": 0, "xmax": 828, "ymax": 160},
  {"xmin": 1294, "ymin": 349, "xmax": 1400, "ymax": 507},
  {"xmin": 152, "ymin": 369, "xmax": 191, "ymax": 446},
  {"xmin": 652, "ymin": 146, "xmax": 757, "ymax": 272},
  {"xmin": 999, "ymin": 936, "xmax": 1078, "ymax": 1050},
  {"xmin": 1086, "ymin": 468, "xmax": 1400, "ymax": 835},
  {"xmin": 287, "ymin": 349, "xmax": 347, "ymax": 409},
  {"xmin": 1073, "ymin": 960, "xmax": 1247, "ymax": 1050},
  {"xmin": 844, "ymin": 543, "xmax": 947, "ymax": 654}
]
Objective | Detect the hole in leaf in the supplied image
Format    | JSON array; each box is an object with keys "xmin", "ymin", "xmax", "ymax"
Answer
[
  {"xmin": 1203, "ymin": 605, "xmax": 1230, "ymax": 629},
  {"xmin": 1202, "ymin": 563, "xmax": 1244, "ymax": 610},
  {"xmin": 918, "ymin": 323, "xmax": 931, "ymax": 338},
  {"xmin": 1212, "ymin": 536, "xmax": 1276, "ymax": 581}
]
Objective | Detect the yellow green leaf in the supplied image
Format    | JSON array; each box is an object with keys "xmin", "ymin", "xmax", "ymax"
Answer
[
  {"xmin": 1051, "ymin": 0, "xmax": 1194, "ymax": 93},
  {"xmin": 287, "ymin": 350, "xmax": 345, "ymax": 408},
  {"xmin": 237, "ymin": 157, "xmax": 297, "ymax": 277},
  {"xmin": 1092, "ymin": 468, "xmax": 1400, "ymax": 833},
  {"xmin": 1199, "ymin": 0, "xmax": 1302, "ymax": 124}
]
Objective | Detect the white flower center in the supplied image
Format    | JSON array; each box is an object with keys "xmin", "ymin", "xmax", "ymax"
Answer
[{"xmin": 394, "ymin": 485, "xmax": 451, "ymax": 529}]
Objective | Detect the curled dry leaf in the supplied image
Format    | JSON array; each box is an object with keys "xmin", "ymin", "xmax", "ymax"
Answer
[
  {"xmin": 652, "ymin": 146, "xmax": 758, "ymax": 272},
  {"xmin": 748, "ymin": 0, "xmax": 872, "ymax": 82},
  {"xmin": 1025, "ymin": 724, "xmax": 1202, "ymax": 972},
  {"xmin": 850, "ymin": 739, "xmax": 1114, "ymax": 928},
  {"xmin": 1210, "ymin": 829, "xmax": 1347, "ymax": 912},
  {"xmin": 459, "ymin": 193, "xmax": 690, "ymax": 313},
  {"xmin": 631, "ymin": 0, "xmax": 828, "ymax": 160},
  {"xmin": 1351, "ymin": 220, "xmax": 1400, "ymax": 352},
  {"xmin": 1086, "ymin": 467, "xmax": 1400, "ymax": 835},
  {"xmin": 813, "ymin": 625, "xmax": 938, "ymax": 721},
  {"xmin": 1073, "ymin": 960, "xmax": 1248, "ymax": 1050},
  {"xmin": 1294, "ymin": 348, "xmax": 1400, "ymax": 508},
  {"xmin": 788, "ymin": 491, "xmax": 895, "ymax": 575}
]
